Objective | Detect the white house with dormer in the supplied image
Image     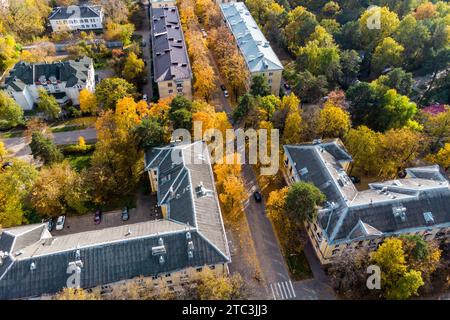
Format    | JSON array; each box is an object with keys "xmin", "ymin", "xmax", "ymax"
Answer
[{"xmin": 48, "ymin": 5, "xmax": 104, "ymax": 32}]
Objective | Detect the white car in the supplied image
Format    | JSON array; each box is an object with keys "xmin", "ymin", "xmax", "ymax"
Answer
[
  {"xmin": 201, "ymin": 28, "xmax": 207, "ymax": 38},
  {"xmin": 55, "ymin": 215, "xmax": 65, "ymax": 231},
  {"xmin": 142, "ymin": 94, "xmax": 148, "ymax": 101}
]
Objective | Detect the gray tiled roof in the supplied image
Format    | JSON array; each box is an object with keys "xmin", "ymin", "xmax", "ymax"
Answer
[
  {"xmin": 220, "ymin": 2, "xmax": 283, "ymax": 73},
  {"xmin": 48, "ymin": 5, "xmax": 102, "ymax": 20},
  {"xmin": 5, "ymin": 57, "xmax": 93, "ymax": 92},
  {"xmin": 145, "ymin": 141, "xmax": 230, "ymax": 257},
  {"xmin": 284, "ymin": 141, "xmax": 450, "ymax": 244},
  {"xmin": 150, "ymin": 6, "xmax": 192, "ymax": 82},
  {"xmin": 0, "ymin": 142, "xmax": 229, "ymax": 299}
]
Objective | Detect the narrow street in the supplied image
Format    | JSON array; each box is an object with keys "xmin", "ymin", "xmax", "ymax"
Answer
[
  {"xmin": 136, "ymin": 3, "xmax": 153, "ymax": 99},
  {"xmin": 200, "ymin": 22, "xmax": 336, "ymax": 300}
]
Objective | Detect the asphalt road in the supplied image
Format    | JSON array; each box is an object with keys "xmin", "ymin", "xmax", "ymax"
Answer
[{"xmin": 2, "ymin": 128, "xmax": 97, "ymax": 161}]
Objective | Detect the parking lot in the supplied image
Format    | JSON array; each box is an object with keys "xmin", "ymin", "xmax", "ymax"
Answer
[{"xmin": 51, "ymin": 192, "xmax": 162, "ymax": 236}]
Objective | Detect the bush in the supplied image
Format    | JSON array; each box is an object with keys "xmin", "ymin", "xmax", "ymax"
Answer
[{"xmin": 61, "ymin": 143, "xmax": 95, "ymax": 155}]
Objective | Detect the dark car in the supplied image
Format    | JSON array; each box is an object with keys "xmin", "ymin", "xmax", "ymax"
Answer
[
  {"xmin": 350, "ymin": 175, "xmax": 361, "ymax": 184},
  {"xmin": 42, "ymin": 219, "xmax": 54, "ymax": 232},
  {"xmin": 94, "ymin": 210, "xmax": 102, "ymax": 225},
  {"xmin": 220, "ymin": 84, "xmax": 226, "ymax": 91},
  {"xmin": 253, "ymin": 191, "xmax": 262, "ymax": 203},
  {"xmin": 121, "ymin": 206, "xmax": 129, "ymax": 221},
  {"xmin": 1, "ymin": 161, "xmax": 13, "ymax": 170},
  {"xmin": 283, "ymin": 83, "xmax": 291, "ymax": 90}
]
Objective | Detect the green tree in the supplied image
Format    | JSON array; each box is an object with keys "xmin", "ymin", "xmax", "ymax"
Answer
[
  {"xmin": 29, "ymin": 132, "xmax": 63, "ymax": 165},
  {"xmin": 132, "ymin": 118, "xmax": 166, "ymax": 150},
  {"xmin": 374, "ymin": 68, "xmax": 413, "ymax": 96},
  {"xmin": 170, "ymin": 108, "xmax": 193, "ymax": 130},
  {"xmin": 284, "ymin": 6, "xmax": 319, "ymax": 53},
  {"xmin": 0, "ymin": 90, "xmax": 24, "ymax": 129},
  {"xmin": 359, "ymin": 6, "xmax": 400, "ymax": 50},
  {"xmin": 378, "ymin": 89, "xmax": 417, "ymax": 131},
  {"xmin": 0, "ymin": 159, "xmax": 38, "ymax": 227},
  {"xmin": 339, "ymin": 49, "xmax": 361, "ymax": 88},
  {"xmin": 285, "ymin": 181, "xmax": 325, "ymax": 223},
  {"xmin": 293, "ymin": 71, "xmax": 328, "ymax": 103},
  {"xmin": 346, "ymin": 82, "xmax": 383, "ymax": 129},
  {"xmin": 37, "ymin": 89, "xmax": 61, "ymax": 120},
  {"xmin": 259, "ymin": 94, "xmax": 280, "ymax": 120},
  {"xmin": 250, "ymin": 74, "xmax": 271, "ymax": 97},
  {"xmin": 372, "ymin": 37, "xmax": 404, "ymax": 76},
  {"xmin": 95, "ymin": 77, "xmax": 136, "ymax": 109},
  {"xmin": 170, "ymin": 95, "xmax": 193, "ymax": 113}
]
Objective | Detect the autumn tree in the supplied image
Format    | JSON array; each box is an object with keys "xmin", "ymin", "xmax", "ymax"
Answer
[
  {"xmin": 371, "ymin": 238, "xmax": 425, "ymax": 300},
  {"xmin": 422, "ymin": 106, "xmax": 450, "ymax": 152},
  {"xmin": 192, "ymin": 269, "xmax": 250, "ymax": 300},
  {"xmin": 79, "ymin": 88, "xmax": 98, "ymax": 114},
  {"xmin": 284, "ymin": 6, "xmax": 319, "ymax": 53},
  {"xmin": 37, "ymin": 89, "xmax": 61, "ymax": 120},
  {"xmin": 53, "ymin": 288, "xmax": 100, "ymax": 300},
  {"xmin": 30, "ymin": 161, "xmax": 89, "ymax": 217},
  {"xmin": 0, "ymin": 32, "xmax": 19, "ymax": 74},
  {"xmin": 122, "ymin": 52, "xmax": 145, "ymax": 83},
  {"xmin": 218, "ymin": 175, "xmax": 246, "ymax": 220},
  {"xmin": 86, "ymin": 97, "xmax": 144, "ymax": 203},
  {"xmin": 377, "ymin": 128, "xmax": 423, "ymax": 178},
  {"xmin": 29, "ymin": 132, "xmax": 63, "ymax": 165},
  {"xmin": 344, "ymin": 126, "xmax": 381, "ymax": 176},
  {"xmin": 104, "ymin": 22, "xmax": 135, "ymax": 46},
  {"xmin": 425, "ymin": 143, "xmax": 450, "ymax": 171},
  {"xmin": 95, "ymin": 77, "xmax": 136, "ymax": 110},
  {"xmin": 283, "ymin": 110, "xmax": 304, "ymax": 144},
  {"xmin": 0, "ymin": 90, "xmax": 24, "ymax": 129},
  {"xmin": 0, "ymin": 159, "xmax": 38, "ymax": 227},
  {"xmin": 317, "ymin": 103, "xmax": 351, "ymax": 139}
]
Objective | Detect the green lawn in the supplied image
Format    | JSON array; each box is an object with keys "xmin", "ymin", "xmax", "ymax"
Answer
[
  {"xmin": 51, "ymin": 116, "xmax": 97, "ymax": 132},
  {"xmin": 286, "ymin": 251, "xmax": 313, "ymax": 281},
  {"xmin": 66, "ymin": 154, "xmax": 92, "ymax": 171}
]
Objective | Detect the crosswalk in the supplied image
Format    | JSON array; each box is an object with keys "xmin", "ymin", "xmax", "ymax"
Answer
[{"xmin": 267, "ymin": 280, "xmax": 296, "ymax": 300}]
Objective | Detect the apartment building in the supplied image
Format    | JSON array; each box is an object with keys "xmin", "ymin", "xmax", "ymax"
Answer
[
  {"xmin": 0, "ymin": 141, "xmax": 230, "ymax": 299},
  {"xmin": 48, "ymin": 5, "xmax": 104, "ymax": 32},
  {"xmin": 3, "ymin": 57, "xmax": 95, "ymax": 110},
  {"xmin": 283, "ymin": 140, "xmax": 450, "ymax": 264},
  {"xmin": 220, "ymin": 2, "xmax": 283, "ymax": 95},
  {"xmin": 150, "ymin": 6, "xmax": 193, "ymax": 100}
]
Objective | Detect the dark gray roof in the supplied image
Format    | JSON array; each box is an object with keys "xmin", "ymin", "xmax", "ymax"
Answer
[
  {"xmin": 0, "ymin": 229, "xmax": 225, "ymax": 299},
  {"xmin": 284, "ymin": 141, "xmax": 450, "ymax": 244},
  {"xmin": 0, "ymin": 142, "xmax": 229, "ymax": 299},
  {"xmin": 150, "ymin": 6, "xmax": 192, "ymax": 82},
  {"xmin": 145, "ymin": 141, "xmax": 229, "ymax": 257},
  {"xmin": 4, "ymin": 57, "xmax": 93, "ymax": 92},
  {"xmin": 48, "ymin": 5, "xmax": 102, "ymax": 20}
]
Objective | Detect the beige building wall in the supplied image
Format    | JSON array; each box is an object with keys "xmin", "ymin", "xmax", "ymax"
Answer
[
  {"xmin": 282, "ymin": 151, "xmax": 450, "ymax": 265},
  {"xmin": 157, "ymin": 78, "xmax": 192, "ymax": 100},
  {"xmin": 252, "ymin": 70, "xmax": 282, "ymax": 96}
]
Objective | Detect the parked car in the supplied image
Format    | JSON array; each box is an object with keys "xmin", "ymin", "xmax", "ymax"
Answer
[
  {"xmin": 1, "ymin": 161, "xmax": 13, "ymax": 170},
  {"xmin": 121, "ymin": 206, "xmax": 129, "ymax": 221},
  {"xmin": 94, "ymin": 210, "xmax": 102, "ymax": 225},
  {"xmin": 220, "ymin": 84, "xmax": 229, "ymax": 98},
  {"xmin": 142, "ymin": 94, "xmax": 148, "ymax": 101},
  {"xmin": 42, "ymin": 218, "xmax": 54, "ymax": 232},
  {"xmin": 253, "ymin": 191, "xmax": 262, "ymax": 203},
  {"xmin": 200, "ymin": 28, "xmax": 207, "ymax": 38},
  {"xmin": 283, "ymin": 82, "xmax": 291, "ymax": 90},
  {"xmin": 55, "ymin": 216, "xmax": 65, "ymax": 231},
  {"xmin": 350, "ymin": 175, "xmax": 361, "ymax": 184},
  {"xmin": 141, "ymin": 40, "xmax": 146, "ymax": 47}
]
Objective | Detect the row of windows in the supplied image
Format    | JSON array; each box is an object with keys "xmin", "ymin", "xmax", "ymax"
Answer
[{"xmin": 151, "ymin": 266, "xmax": 216, "ymax": 284}]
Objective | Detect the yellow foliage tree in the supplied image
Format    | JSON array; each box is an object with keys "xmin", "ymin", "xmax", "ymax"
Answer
[
  {"xmin": 283, "ymin": 110, "xmax": 303, "ymax": 144},
  {"xmin": 218, "ymin": 175, "xmax": 246, "ymax": 219},
  {"xmin": 79, "ymin": 88, "xmax": 98, "ymax": 114},
  {"xmin": 317, "ymin": 103, "xmax": 351, "ymax": 138},
  {"xmin": 53, "ymin": 288, "xmax": 100, "ymax": 300},
  {"xmin": 425, "ymin": 143, "xmax": 450, "ymax": 170}
]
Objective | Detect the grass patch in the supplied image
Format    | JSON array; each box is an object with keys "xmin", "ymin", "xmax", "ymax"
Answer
[
  {"xmin": 52, "ymin": 124, "xmax": 87, "ymax": 133},
  {"xmin": 0, "ymin": 130, "xmax": 24, "ymax": 138},
  {"xmin": 286, "ymin": 251, "xmax": 313, "ymax": 281},
  {"xmin": 66, "ymin": 154, "xmax": 92, "ymax": 171}
]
